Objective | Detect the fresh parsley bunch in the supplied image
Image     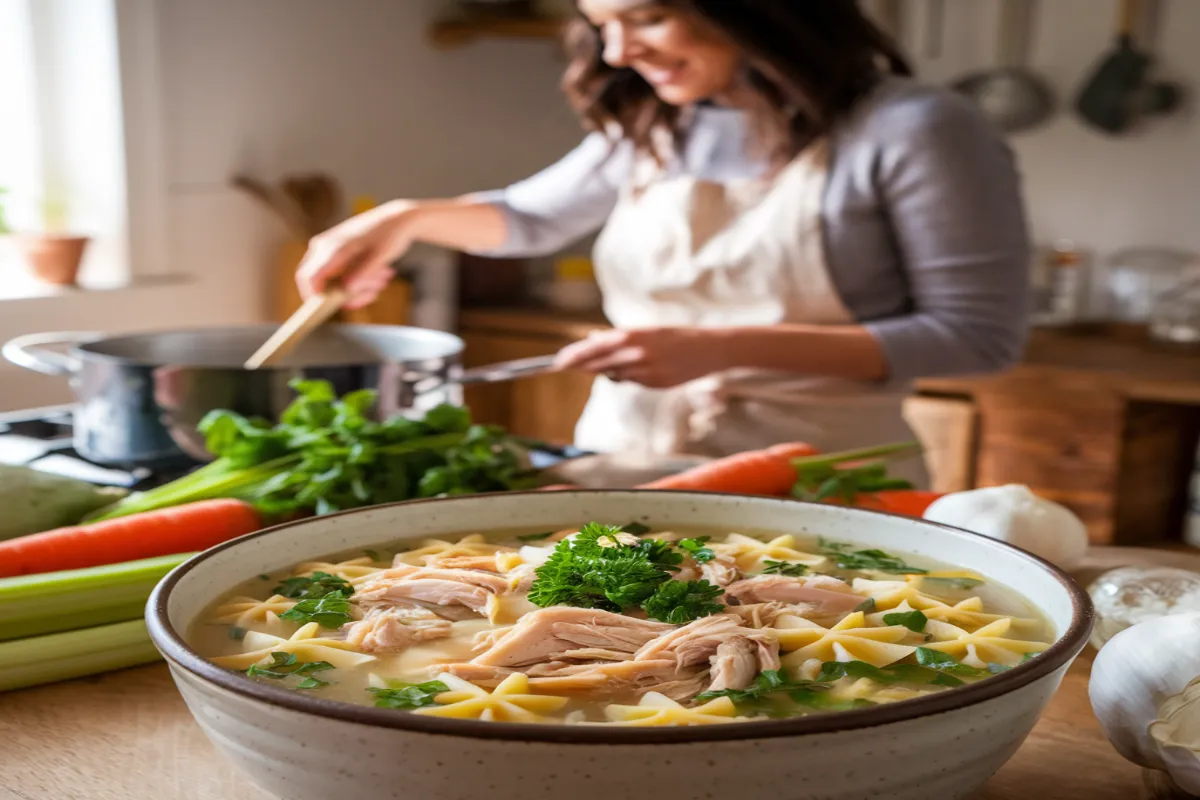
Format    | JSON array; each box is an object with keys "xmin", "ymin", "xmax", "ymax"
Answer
[
  {"xmin": 527, "ymin": 523, "xmax": 725, "ymax": 624},
  {"xmin": 90, "ymin": 379, "xmax": 538, "ymax": 521}
]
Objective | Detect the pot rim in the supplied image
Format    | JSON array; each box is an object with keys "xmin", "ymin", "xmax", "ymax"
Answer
[
  {"xmin": 147, "ymin": 490, "xmax": 1095, "ymax": 745},
  {"xmin": 68, "ymin": 323, "xmax": 465, "ymax": 369}
]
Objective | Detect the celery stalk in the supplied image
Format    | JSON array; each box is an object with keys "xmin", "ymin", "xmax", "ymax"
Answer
[
  {"xmin": 0, "ymin": 619, "xmax": 162, "ymax": 692},
  {"xmin": 0, "ymin": 553, "xmax": 194, "ymax": 642}
]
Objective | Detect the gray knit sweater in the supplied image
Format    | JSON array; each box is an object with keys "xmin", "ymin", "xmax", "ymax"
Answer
[{"xmin": 476, "ymin": 77, "xmax": 1032, "ymax": 382}]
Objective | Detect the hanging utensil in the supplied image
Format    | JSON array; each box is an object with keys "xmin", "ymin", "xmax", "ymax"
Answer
[
  {"xmin": 951, "ymin": 0, "xmax": 1056, "ymax": 134},
  {"xmin": 1075, "ymin": 0, "xmax": 1183, "ymax": 135},
  {"xmin": 231, "ymin": 175, "xmax": 312, "ymax": 239},
  {"xmin": 923, "ymin": 0, "xmax": 945, "ymax": 59}
]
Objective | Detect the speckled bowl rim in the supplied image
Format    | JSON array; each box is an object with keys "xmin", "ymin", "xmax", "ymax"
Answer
[{"xmin": 147, "ymin": 490, "xmax": 1095, "ymax": 745}]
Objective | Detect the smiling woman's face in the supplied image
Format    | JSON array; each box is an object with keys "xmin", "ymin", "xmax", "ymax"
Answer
[{"xmin": 578, "ymin": 0, "xmax": 741, "ymax": 105}]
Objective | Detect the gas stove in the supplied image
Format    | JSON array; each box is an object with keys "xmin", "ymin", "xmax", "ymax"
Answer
[{"xmin": 0, "ymin": 404, "xmax": 586, "ymax": 489}]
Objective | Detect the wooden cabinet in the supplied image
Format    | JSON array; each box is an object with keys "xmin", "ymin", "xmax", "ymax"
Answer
[{"xmin": 460, "ymin": 310, "xmax": 606, "ymax": 443}]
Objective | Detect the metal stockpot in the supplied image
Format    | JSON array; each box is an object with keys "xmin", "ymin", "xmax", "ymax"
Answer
[{"xmin": 2, "ymin": 324, "xmax": 554, "ymax": 470}]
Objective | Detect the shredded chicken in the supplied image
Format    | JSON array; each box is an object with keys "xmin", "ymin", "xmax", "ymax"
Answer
[
  {"xmin": 469, "ymin": 607, "xmax": 673, "ymax": 667},
  {"xmin": 429, "ymin": 555, "xmax": 504, "ymax": 572},
  {"xmin": 725, "ymin": 601, "xmax": 791, "ymax": 628},
  {"xmin": 339, "ymin": 606, "xmax": 452, "ymax": 653},
  {"xmin": 355, "ymin": 564, "xmax": 512, "ymax": 615},
  {"xmin": 708, "ymin": 638, "xmax": 761, "ymax": 693},
  {"xmin": 700, "ymin": 553, "xmax": 741, "ymax": 589},
  {"xmin": 724, "ymin": 574, "xmax": 864, "ymax": 614},
  {"xmin": 444, "ymin": 658, "xmax": 709, "ymax": 703}
]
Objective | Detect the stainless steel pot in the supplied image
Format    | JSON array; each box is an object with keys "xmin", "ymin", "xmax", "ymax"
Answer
[{"xmin": 2, "ymin": 325, "xmax": 554, "ymax": 469}]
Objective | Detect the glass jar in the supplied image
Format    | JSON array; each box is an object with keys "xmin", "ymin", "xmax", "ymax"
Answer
[
  {"xmin": 1031, "ymin": 240, "xmax": 1091, "ymax": 326},
  {"xmin": 1104, "ymin": 248, "xmax": 1199, "ymax": 324},
  {"xmin": 1088, "ymin": 566, "xmax": 1200, "ymax": 649}
]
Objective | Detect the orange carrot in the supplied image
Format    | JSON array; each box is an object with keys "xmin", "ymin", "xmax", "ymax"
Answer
[
  {"xmin": 637, "ymin": 448, "xmax": 802, "ymax": 496},
  {"xmin": 0, "ymin": 499, "xmax": 262, "ymax": 579},
  {"xmin": 825, "ymin": 490, "xmax": 943, "ymax": 518},
  {"xmin": 765, "ymin": 442, "xmax": 821, "ymax": 460}
]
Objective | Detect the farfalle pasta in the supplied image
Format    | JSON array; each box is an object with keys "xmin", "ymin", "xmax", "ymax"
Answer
[{"xmin": 189, "ymin": 524, "xmax": 1054, "ymax": 725}]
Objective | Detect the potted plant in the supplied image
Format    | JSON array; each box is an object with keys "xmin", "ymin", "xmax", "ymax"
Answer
[{"xmin": 6, "ymin": 193, "xmax": 90, "ymax": 287}]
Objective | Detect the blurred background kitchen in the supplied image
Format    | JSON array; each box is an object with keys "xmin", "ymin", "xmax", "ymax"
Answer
[{"xmin": 1, "ymin": 0, "xmax": 1199, "ymax": 548}]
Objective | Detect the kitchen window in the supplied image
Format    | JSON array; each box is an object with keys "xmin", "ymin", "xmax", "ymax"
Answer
[{"xmin": 0, "ymin": 0, "xmax": 168, "ymax": 299}]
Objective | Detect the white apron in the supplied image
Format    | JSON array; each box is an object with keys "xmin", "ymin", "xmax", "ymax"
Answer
[{"xmin": 574, "ymin": 138, "xmax": 929, "ymax": 487}]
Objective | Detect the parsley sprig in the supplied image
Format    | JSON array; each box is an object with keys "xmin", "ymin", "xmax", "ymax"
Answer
[
  {"xmin": 817, "ymin": 537, "xmax": 928, "ymax": 575},
  {"xmin": 761, "ymin": 560, "xmax": 808, "ymax": 577},
  {"xmin": 368, "ymin": 680, "xmax": 449, "ymax": 709},
  {"xmin": 246, "ymin": 652, "xmax": 335, "ymax": 690},
  {"xmin": 527, "ymin": 523, "xmax": 725, "ymax": 624},
  {"xmin": 273, "ymin": 571, "xmax": 353, "ymax": 600},
  {"xmin": 696, "ymin": 670, "xmax": 873, "ymax": 715},
  {"xmin": 280, "ymin": 592, "xmax": 354, "ymax": 628},
  {"xmin": 677, "ymin": 537, "xmax": 716, "ymax": 564}
]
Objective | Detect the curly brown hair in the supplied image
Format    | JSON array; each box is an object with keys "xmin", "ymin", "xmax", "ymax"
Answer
[{"xmin": 562, "ymin": 0, "xmax": 911, "ymax": 167}]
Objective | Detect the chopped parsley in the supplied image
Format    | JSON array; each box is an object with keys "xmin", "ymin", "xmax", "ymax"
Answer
[
  {"xmin": 882, "ymin": 609, "xmax": 928, "ymax": 632},
  {"xmin": 677, "ymin": 537, "xmax": 716, "ymax": 564},
  {"xmin": 517, "ymin": 530, "xmax": 555, "ymax": 542},
  {"xmin": 257, "ymin": 574, "xmax": 271, "ymax": 581},
  {"xmin": 914, "ymin": 647, "xmax": 1012, "ymax": 678},
  {"xmin": 817, "ymin": 658, "xmax": 965, "ymax": 688},
  {"xmin": 279, "ymin": 591, "xmax": 354, "ymax": 628},
  {"xmin": 922, "ymin": 576, "xmax": 984, "ymax": 590},
  {"xmin": 817, "ymin": 538, "xmax": 927, "ymax": 575},
  {"xmin": 853, "ymin": 598, "xmax": 877, "ymax": 613},
  {"xmin": 697, "ymin": 670, "xmax": 872, "ymax": 715},
  {"xmin": 527, "ymin": 522, "xmax": 724, "ymax": 624},
  {"xmin": 621, "ymin": 522, "xmax": 652, "ymax": 535},
  {"xmin": 761, "ymin": 560, "xmax": 808, "ymax": 577},
  {"xmin": 228, "ymin": 625, "xmax": 247, "ymax": 641},
  {"xmin": 273, "ymin": 571, "xmax": 354, "ymax": 600},
  {"xmin": 246, "ymin": 652, "xmax": 335, "ymax": 690},
  {"xmin": 369, "ymin": 680, "xmax": 449, "ymax": 709}
]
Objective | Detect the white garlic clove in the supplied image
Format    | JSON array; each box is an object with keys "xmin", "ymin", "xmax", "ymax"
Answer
[
  {"xmin": 1089, "ymin": 612, "xmax": 1200, "ymax": 773},
  {"xmin": 923, "ymin": 484, "xmax": 1089, "ymax": 571}
]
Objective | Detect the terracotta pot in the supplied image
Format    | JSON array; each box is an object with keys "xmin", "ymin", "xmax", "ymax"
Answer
[{"xmin": 11, "ymin": 234, "xmax": 90, "ymax": 286}]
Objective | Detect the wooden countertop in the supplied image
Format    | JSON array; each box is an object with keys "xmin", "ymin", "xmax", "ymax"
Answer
[
  {"xmin": 458, "ymin": 309, "xmax": 1200, "ymax": 404},
  {"xmin": 7, "ymin": 546, "xmax": 1198, "ymax": 800}
]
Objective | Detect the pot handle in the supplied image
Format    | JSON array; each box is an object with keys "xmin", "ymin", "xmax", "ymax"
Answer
[
  {"xmin": 456, "ymin": 355, "xmax": 558, "ymax": 385},
  {"xmin": 412, "ymin": 355, "xmax": 558, "ymax": 398},
  {"xmin": 2, "ymin": 331, "xmax": 97, "ymax": 376}
]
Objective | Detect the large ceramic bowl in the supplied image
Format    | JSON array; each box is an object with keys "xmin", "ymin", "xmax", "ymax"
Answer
[{"xmin": 146, "ymin": 491, "xmax": 1093, "ymax": 800}]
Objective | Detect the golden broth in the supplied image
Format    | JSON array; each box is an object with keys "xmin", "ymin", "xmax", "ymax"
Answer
[{"xmin": 189, "ymin": 525, "xmax": 1054, "ymax": 725}]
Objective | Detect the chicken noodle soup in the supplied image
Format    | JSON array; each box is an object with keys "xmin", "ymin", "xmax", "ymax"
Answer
[{"xmin": 191, "ymin": 524, "xmax": 1055, "ymax": 725}]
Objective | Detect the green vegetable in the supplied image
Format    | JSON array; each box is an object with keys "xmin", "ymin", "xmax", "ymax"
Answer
[
  {"xmin": 913, "ymin": 647, "xmax": 1009, "ymax": 679},
  {"xmin": 0, "ymin": 619, "xmax": 161, "ymax": 692},
  {"xmin": 246, "ymin": 652, "xmax": 335, "ymax": 690},
  {"xmin": 882, "ymin": 609, "xmax": 928, "ymax": 632},
  {"xmin": 817, "ymin": 538, "xmax": 928, "ymax": 575},
  {"xmin": 677, "ymin": 537, "xmax": 716, "ymax": 563},
  {"xmin": 696, "ymin": 670, "xmax": 872, "ymax": 715},
  {"xmin": 921, "ymin": 576, "xmax": 984, "ymax": 590},
  {"xmin": 0, "ymin": 464, "xmax": 129, "ymax": 540},
  {"xmin": 817, "ymin": 659, "xmax": 966, "ymax": 688},
  {"xmin": 621, "ymin": 522, "xmax": 652, "ymax": 535},
  {"xmin": 279, "ymin": 592, "xmax": 353, "ymax": 628},
  {"xmin": 272, "ymin": 571, "xmax": 353, "ymax": 600},
  {"xmin": 369, "ymin": 679, "xmax": 449, "ymax": 709},
  {"xmin": 517, "ymin": 531, "xmax": 555, "ymax": 542},
  {"xmin": 0, "ymin": 552, "xmax": 194, "ymax": 642},
  {"xmin": 853, "ymin": 598, "xmax": 877, "ymax": 613},
  {"xmin": 88, "ymin": 381, "xmax": 538, "ymax": 522},
  {"xmin": 641, "ymin": 580, "xmax": 725, "ymax": 624},
  {"xmin": 228, "ymin": 626, "xmax": 247, "ymax": 641},
  {"xmin": 527, "ymin": 522, "xmax": 723, "ymax": 624},
  {"xmin": 761, "ymin": 560, "xmax": 808, "ymax": 577}
]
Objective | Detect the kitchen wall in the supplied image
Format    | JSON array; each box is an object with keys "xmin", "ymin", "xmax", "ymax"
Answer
[
  {"xmin": 3, "ymin": 0, "xmax": 1199, "ymax": 410},
  {"xmin": 0, "ymin": 0, "xmax": 584, "ymax": 409}
]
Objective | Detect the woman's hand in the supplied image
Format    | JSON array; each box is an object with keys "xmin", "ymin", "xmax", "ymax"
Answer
[
  {"xmin": 295, "ymin": 201, "xmax": 419, "ymax": 309},
  {"xmin": 553, "ymin": 327, "xmax": 729, "ymax": 389}
]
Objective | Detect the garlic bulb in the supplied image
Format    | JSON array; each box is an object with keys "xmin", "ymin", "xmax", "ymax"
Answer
[
  {"xmin": 1089, "ymin": 611, "xmax": 1200, "ymax": 791},
  {"xmin": 922, "ymin": 484, "xmax": 1089, "ymax": 570},
  {"xmin": 1088, "ymin": 567, "xmax": 1200, "ymax": 649}
]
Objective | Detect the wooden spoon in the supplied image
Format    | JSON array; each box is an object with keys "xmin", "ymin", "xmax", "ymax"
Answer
[{"xmin": 244, "ymin": 287, "xmax": 348, "ymax": 370}]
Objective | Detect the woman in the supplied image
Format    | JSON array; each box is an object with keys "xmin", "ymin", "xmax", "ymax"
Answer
[{"xmin": 296, "ymin": 0, "xmax": 1031, "ymax": 484}]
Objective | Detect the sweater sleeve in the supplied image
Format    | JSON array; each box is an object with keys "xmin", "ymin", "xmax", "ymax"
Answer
[
  {"xmin": 470, "ymin": 132, "xmax": 626, "ymax": 258},
  {"xmin": 861, "ymin": 94, "xmax": 1033, "ymax": 382}
]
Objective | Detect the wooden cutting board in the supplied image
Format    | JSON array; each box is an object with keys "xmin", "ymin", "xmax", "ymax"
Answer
[{"xmin": 3, "ymin": 546, "xmax": 1198, "ymax": 800}]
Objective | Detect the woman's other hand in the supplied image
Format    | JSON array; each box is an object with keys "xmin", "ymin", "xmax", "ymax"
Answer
[
  {"xmin": 553, "ymin": 327, "xmax": 727, "ymax": 389},
  {"xmin": 295, "ymin": 201, "xmax": 418, "ymax": 309}
]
